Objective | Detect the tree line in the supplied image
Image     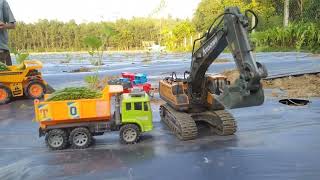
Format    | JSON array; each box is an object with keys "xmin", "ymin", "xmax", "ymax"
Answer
[
  {"xmin": 9, "ymin": 18, "xmax": 196, "ymax": 52},
  {"xmin": 8, "ymin": 0, "xmax": 320, "ymax": 52}
]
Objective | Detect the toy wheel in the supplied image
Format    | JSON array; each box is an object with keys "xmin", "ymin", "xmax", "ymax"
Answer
[
  {"xmin": 120, "ymin": 124, "xmax": 140, "ymax": 144},
  {"xmin": 26, "ymin": 82, "xmax": 45, "ymax": 99},
  {"xmin": 0, "ymin": 85, "xmax": 12, "ymax": 105},
  {"xmin": 45, "ymin": 129, "xmax": 68, "ymax": 150},
  {"xmin": 69, "ymin": 127, "xmax": 92, "ymax": 149}
]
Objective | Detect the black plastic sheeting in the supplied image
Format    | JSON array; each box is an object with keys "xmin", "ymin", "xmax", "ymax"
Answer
[
  {"xmin": 1, "ymin": 52, "xmax": 319, "ymax": 179},
  {"xmin": 0, "ymin": 98, "xmax": 319, "ymax": 179}
]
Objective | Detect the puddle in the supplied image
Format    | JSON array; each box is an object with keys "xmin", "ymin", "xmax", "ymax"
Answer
[{"xmin": 279, "ymin": 99, "xmax": 310, "ymax": 106}]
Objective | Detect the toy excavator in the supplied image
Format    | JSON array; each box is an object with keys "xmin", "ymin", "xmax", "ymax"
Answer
[{"xmin": 159, "ymin": 7, "xmax": 268, "ymax": 140}]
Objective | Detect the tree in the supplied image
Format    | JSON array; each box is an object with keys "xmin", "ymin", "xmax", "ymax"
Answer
[
  {"xmin": 193, "ymin": 0, "xmax": 275, "ymax": 32},
  {"xmin": 303, "ymin": 0, "xmax": 320, "ymax": 22},
  {"xmin": 193, "ymin": 0, "xmax": 246, "ymax": 32}
]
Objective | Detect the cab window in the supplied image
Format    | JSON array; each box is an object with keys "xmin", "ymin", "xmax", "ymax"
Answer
[
  {"xmin": 172, "ymin": 85, "xmax": 184, "ymax": 95},
  {"xmin": 134, "ymin": 102, "xmax": 142, "ymax": 110},
  {"xmin": 144, "ymin": 102, "xmax": 149, "ymax": 111},
  {"xmin": 126, "ymin": 103, "xmax": 132, "ymax": 111}
]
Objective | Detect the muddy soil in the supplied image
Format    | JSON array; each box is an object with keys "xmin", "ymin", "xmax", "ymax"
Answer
[
  {"xmin": 264, "ymin": 74, "xmax": 320, "ymax": 98},
  {"xmin": 222, "ymin": 69, "xmax": 320, "ymax": 98}
]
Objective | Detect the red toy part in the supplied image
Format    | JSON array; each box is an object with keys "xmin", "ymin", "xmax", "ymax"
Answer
[
  {"xmin": 132, "ymin": 83, "xmax": 151, "ymax": 93},
  {"xmin": 121, "ymin": 72, "xmax": 135, "ymax": 81},
  {"xmin": 143, "ymin": 83, "xmax": 151, "ymax": 93},
  {"xmin": 123, "ymin": 89, "xmax": 131, "ymax": 93},
  {"xmin": 121, "ymin": 72, "xmax": 152, "ymax": 94}
]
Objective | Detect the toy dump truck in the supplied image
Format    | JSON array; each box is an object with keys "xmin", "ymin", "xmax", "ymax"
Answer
[
  {"xmin": 0, "ymin": 60, "xmax": 50, "ymax": 104},
  {"xmin": 34, "ymin": 85, "xmax": 153, "ymax": 150}
]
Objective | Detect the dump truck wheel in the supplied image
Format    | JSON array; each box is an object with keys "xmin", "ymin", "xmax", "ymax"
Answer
[
  {"xmin": 120, "ymin": 124, "xmax": 140, "ymax": 144},
  {"xmin": 25, "ymin": 82, "xmax": 45, "ymax": 99},
  {"xmin": 0, "ymin": 85, "xmax": 11, "ymax": 105},
  {"xmin": 69, "ymin": 127, "xmax": 92, "ymax": 149},
  {"xmin": 45, "ymin": 129, "xmax": 68, "ymax": 150}
]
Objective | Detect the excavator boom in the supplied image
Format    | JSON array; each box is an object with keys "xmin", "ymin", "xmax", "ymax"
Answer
[{"xmin": 189, "ymin": 7, "xmax": 267, "ymax": 108}]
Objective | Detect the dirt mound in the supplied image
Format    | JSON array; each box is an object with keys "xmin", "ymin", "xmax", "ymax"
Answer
[
  {"xmin": 222, "ymin": 69, "xmax": 320, "ymax": 98},
  {"xmin": 263, "ymin": 74, "xmax": 320, "ymax": 98},
  {"xmin": 221, "ymin": 69, "xmax": 239, "ymax": 84}
]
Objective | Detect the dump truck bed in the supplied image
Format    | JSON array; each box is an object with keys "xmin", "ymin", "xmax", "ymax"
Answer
[
  {"xmin": 34, "ymin": 85, "xmax": 123, "ymax": 129},
  {"xmin": 0, "ymin": 60, "xmax": 43, "ymax": 83}
]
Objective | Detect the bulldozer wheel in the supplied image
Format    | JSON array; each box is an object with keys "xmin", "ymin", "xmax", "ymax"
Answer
[
  {"xmin": 69, "ymin": 127, "xmax": 92, "ymax": 149},
  {"xmin": 120, "ymin": 124, "xmax": 140, "ymax": 144},
  {"xmin": 0, "ymin": 85, "xmax": 12, "ymax": 105},
  {"xmin": 45, "ymin": 129, "xmax": 68, "ymax": 150},
  {"xmin": 25, "ymin": 81, "xmax": 45, "ymax": 99}
]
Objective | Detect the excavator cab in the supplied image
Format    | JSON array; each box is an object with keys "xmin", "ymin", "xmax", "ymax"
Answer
[{"xmin": 159, "ymin": 72, "xmax": 189, "ymax": 111}]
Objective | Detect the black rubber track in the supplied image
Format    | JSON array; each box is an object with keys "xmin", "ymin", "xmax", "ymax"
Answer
[{"xmin": 160, "ymin": 104, "xmax": 198, "ymax": 141}]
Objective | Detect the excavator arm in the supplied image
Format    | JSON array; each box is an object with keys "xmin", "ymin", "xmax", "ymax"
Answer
[{"xmin": 188, "ymin": 7, "xmax": 268, "ymax": 108}]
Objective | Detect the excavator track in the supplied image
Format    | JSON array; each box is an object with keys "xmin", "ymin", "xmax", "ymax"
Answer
[
  {"xmin": 160, "ymin": 104, "xmax": 198, "ymax": 140},
  {"xmin": 208, "ymin": 110, "xmax": 237, "ymax": 136}
]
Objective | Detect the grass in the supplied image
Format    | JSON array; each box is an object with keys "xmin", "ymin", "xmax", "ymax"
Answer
[{"xmin": 251, "ymin": 23, "xmax": 320, "ymax": 54}]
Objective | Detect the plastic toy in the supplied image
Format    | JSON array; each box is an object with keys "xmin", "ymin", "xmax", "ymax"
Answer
[
  {"xmin": 0, "ymin": 60, "xmax": 50, "ymax": 104},
  {"xmin": 34, "ymin": 85, "xmax": 153, "ymax": 150}
]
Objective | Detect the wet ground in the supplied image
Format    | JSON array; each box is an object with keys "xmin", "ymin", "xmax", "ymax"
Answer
[{"xmin": 1, "ymin": 52, "xmax": 320, "ymax": 179}]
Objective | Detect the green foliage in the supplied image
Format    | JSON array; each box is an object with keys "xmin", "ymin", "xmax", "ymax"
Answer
[
  {"xmin": 102, "ymin": 25, "xmax": 116, "ymax": 48},
  {"xmin": 193, "ymin": 0, "xmax": 246, "ymax": 32},
  {"xmin": 83, "ymin": 36, "xmax": 103, "ymax": 55},
  {"xmin": 7, "ymin": 0, "xmax": 320, "ymax": 53},
  {"xmin": 162, "ymin": 20, "xmax": 196, "ymax": 51},
  {"xmin": 11, "ymin": 48, "xmax": 29, "ymax": 64},
  {"xmin": 0, "ymin": 62, "xmax": 9, "ymax": 71},
  {"xmin": 252, "ymin": 23, "xmax": 320, "ymax": 53},
  {"xmin": 46, "ymin": 87, "xmax": 102, "ymax": 101},
  {"xmin": 173, "ymin": 21, "xmax": 195, "ymax": 42},
  {"xmin": 84, "ymin": 74, "xmax": 100, "ymax": 89},
  {"xmin": 193, "ymin": 0, "xmax": 275, "ymax": 32},
  {"xmin": 302, "ymin": 0, "xmax": 320, "ymax": 22},
  {"xmin": 83, "ymin": 35, "xmax": 104, "ymax": 66},
  {"xmin": 8, "ymin": 18, "xmax": 185, "ymax": 52}
]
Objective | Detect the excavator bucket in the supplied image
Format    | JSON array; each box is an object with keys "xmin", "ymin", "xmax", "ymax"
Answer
[{"xmin": 217, "ymin": 78, "xmax": 265, "ymax": 109}]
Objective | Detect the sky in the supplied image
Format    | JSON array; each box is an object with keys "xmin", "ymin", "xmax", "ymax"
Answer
[{"xmin": 8, "ymin": 0, "xmax": 201, "ymax": 23}]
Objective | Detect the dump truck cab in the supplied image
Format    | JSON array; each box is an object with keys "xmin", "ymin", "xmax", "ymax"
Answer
[{"xmin": 121, "ymin": 91, "xmax": 153, "ymax": 132}]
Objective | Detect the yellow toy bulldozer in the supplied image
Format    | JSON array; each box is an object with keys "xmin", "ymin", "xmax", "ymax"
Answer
[{"xmin": 0, "ymin": 60, "xmax": 52, "ymax": 104}]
